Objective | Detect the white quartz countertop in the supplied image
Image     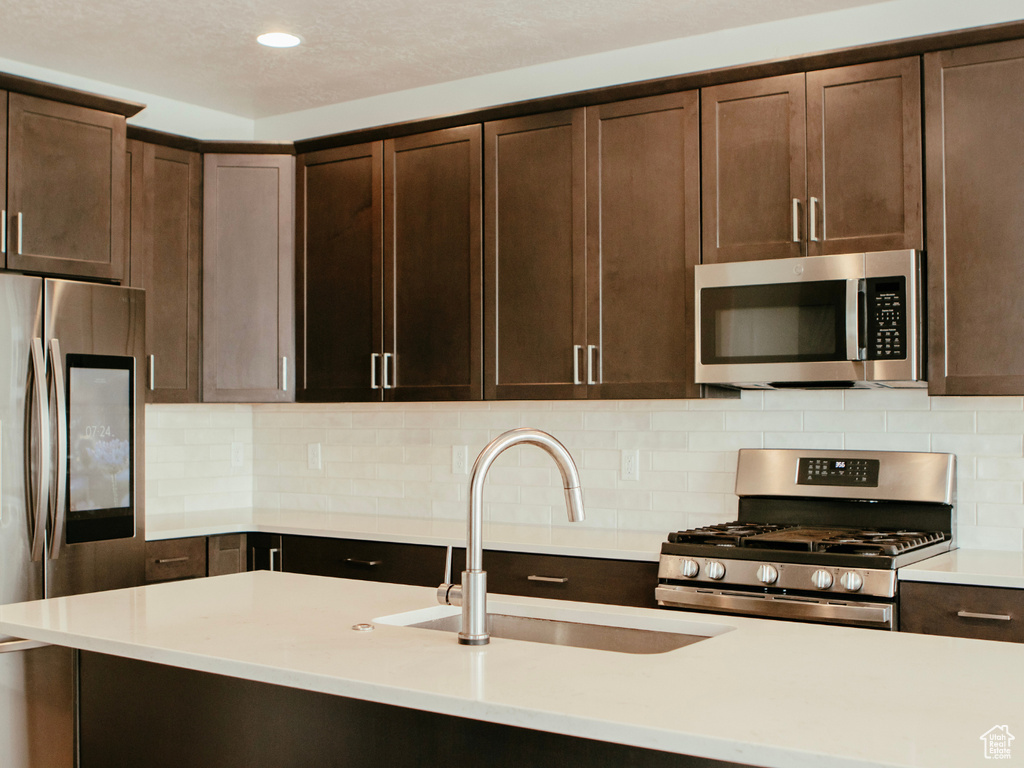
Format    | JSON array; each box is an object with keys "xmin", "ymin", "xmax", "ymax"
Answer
[
  {"xmin": 2, "ymin": 572, "xmax": 1022, "ymax": 768},
  {"xmin": 898, "ymin": 549, "xmax": 1024, "ymax": 589},
  {"xmin": 144, "ymin": 510, "xmax": 661, "ymax": 561}
]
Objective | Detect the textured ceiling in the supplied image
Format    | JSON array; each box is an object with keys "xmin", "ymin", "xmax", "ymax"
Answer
[{"xmin": 0, "ymin": 0, "xmax": 888, "ymax": 119}]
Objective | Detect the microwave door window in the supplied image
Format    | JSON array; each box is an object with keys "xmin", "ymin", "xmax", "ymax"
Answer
[{"xmin": 703, "ymin": 281, "xmax": 847, "ymax": 364}]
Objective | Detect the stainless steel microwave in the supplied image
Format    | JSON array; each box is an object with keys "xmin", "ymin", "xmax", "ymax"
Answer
[{"xmin": 695, "ymin": 250, "xmax": 924, "ymax": 389}]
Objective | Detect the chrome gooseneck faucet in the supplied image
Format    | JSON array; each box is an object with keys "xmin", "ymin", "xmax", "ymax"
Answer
[{"xmin": 437, "ymin": 428, "xmax": 585, "ymax": 645}]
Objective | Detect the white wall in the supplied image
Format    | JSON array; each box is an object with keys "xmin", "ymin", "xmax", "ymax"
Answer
[{"xmin": 147, "ymin": 390, "xmax": 1024, "ymax": 555}]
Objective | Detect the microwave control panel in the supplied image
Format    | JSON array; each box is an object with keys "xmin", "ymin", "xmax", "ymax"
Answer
[{"xmin": 864, "ymin": 277, "xmax": 907, "ymax": 360}]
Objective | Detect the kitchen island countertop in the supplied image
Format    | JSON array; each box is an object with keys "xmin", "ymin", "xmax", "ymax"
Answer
[{"xmin": 2, "ymin": 571, "xmax": 1021, "ymax": 768}]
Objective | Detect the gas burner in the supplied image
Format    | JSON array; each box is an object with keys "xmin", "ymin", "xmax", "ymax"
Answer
[{"xmin": 668, "ymin": 522, "xmax": 792, "ymax": 547}]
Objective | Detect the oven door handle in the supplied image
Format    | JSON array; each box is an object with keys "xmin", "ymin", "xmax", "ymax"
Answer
[{"xmin": 655, "ymin": 585, "xmax": 893, "ymax": 629}]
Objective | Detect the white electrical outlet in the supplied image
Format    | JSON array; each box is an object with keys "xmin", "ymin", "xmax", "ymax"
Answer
[
  {"xmin": 452, "ymin": 445, "xmax": 469, "ymax": 475},
  {"xmin": 621, "ymin": 449, "xmax": 640, "ymax": 482},
  {"xmin": 231, "ymin": 442, "xmax": 244, "ymax": 469},
  {"xmin": 307, "ymin": 442, "xmax": 322, "ymax": 471}
]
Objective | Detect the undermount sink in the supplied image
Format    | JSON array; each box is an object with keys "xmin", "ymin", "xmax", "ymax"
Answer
[{"xmin": 375, "ymin": 604, "xmax": 731, "ymax": 655}]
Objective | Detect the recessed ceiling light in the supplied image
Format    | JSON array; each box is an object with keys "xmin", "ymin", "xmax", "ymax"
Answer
[{"xmin": 257, "ymin": 32, "xmax": 302, "ymax": 48}]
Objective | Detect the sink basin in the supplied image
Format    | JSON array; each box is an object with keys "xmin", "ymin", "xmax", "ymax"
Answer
[{"xmin": 375, "ymin": 605, "xmax": 731, "ymax": 654}]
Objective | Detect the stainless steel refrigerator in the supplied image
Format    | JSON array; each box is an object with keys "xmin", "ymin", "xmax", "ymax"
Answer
[{"xmin": 0, "ymin": 275, "xmax": 146, "ymax": 767}]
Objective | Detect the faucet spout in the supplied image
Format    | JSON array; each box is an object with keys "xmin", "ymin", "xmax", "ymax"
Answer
[{"xmin": 439, "ymin": 428, "xmax": 586, "ymax": 646}]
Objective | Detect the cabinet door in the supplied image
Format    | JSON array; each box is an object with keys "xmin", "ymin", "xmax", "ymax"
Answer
[
  {"xmin": 586, "ymin": 92, "xmax": 701, "ymax": 399},
  {"xmin": 806, "ymin": 57, "xmax": 923, "ymax": 255},
  {"xmin": 6, "ymin": 93, "xmax": 127, "ymax": 281},
  {"xmin": 701, "ymin": 74, "xmax": 807, "ymax": 263},
  {"xmin": 296, "ymin": 143, "xmax": 383, "ymax": 402},
  {"xmin": 384, "ymin": 126, "xmax": 483, "ymax": 401},
  {"xmin": 208, "ymin": 534, "xmax": 247, "ymax": 577},
  {"xmin": 203, "ymin": 154, "xmax": 295, "ymax": 402},
  {"xmin": 901, "ymin": 581, "xmax": 1023, "ymax": 643},
  {"xmin": 128, "ymin": 141, "xmax": 202, "ymax": 403},
  {"xmin": 0, "ymin": 92, "xmax": 6, "ymax": 258},
  {"xmin": 484, "ymin": 110, "xmax": 586, "ymax": 400},
  {"xmin": 925, "ymin": 40, "xmax": 1024, "ymax": 395}
]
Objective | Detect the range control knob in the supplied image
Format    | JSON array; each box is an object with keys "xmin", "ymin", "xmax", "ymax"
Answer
[
  {"xmin": 756, "ymin": 564, "xmax": 779, "ymax": 585},
  {"xmin": 705, "ymin": 561, "xmax": 726, "ymax": 580},
  {"xmin": 811, "ymin": 569, "xmax": 834, "ymax": 590},
  {"xmin": 840, "ymin": 571, "xmax": 864, "ymax": 592},
  {"xmin": 680, "ymin": 559, "xmax": 700, "ymax": 578}
]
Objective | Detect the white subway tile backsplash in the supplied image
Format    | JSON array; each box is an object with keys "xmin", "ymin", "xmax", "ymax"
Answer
[{"xmin": 146, "ymin": 389, "xmax": 1024, "ymax": 554}]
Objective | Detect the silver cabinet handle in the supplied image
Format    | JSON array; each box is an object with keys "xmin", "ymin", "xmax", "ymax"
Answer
[
  {"xmin": 281, "ymin": 356, "xmax": 288, "ymax": 392},
  {"xmin": 269, "ymin": 547, "xmax": 280, "ymax": 572},
  {"xmin": 573, "ymin": 345, "xmax": 583, "ymax": 385},
  {"xmin": 155, "ymin": 556, "xmax": 191, "ymax": 565},
  {"xmin": 48, "ymin": 339, "xmax": 68, "ymax": 561},
  {"xmin": 809, "ymin": 197, "xmax": 820, "ymax": 242},
  {"xmin": 16, "ymin": 212, "xmax": 23, "ymax": 255},
  {"xmin": 382, "ymin": 353, "xmax": 393, "ymax": 389},
  {"xmin": 344, "ymin": 558, "xmax": 383, "ymax": 567},
  {"xmin": 370, "ymin": 353, "xmax": 380, "ymax": 389},
  {"xmin": 587, "ymin": 345, "xmax": 598, "ymax": 385},
  {"xmin": 791, "ymin": 198, "xmax": 801, "ymax": 243},
  {"xmin": 1, "ymin": 209, "xmax": 6, "ymax": 254},
  {"xmin": 957, "ymin": 610, "xmax": 1012, "ymax": 621},
  {"xmin": 148, "ymin": 354, "xmax": 156, "ymax": 390},
  {"xmin": 27, "ymin": 339, "xmax": 50, "ymax": 564},
  {"xmin": 527, "ymin": 575, "xmax": 569, "ymax": 583}
]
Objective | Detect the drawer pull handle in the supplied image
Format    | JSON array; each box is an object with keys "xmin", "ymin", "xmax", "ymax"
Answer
[
  {"xmin": 155, "ymin": 556, "xmax": 190, "ymax": 565},
  {"xmin": 344, "ymin": 558, "xmax": 383, "ymax": 567},
  {"xmin": 957, "ymin": 610, "xmax": 1012, "ymax": 622},
  {"xmin": 527, "ymin": 575, "xmax": 569, "ymax": 583}
]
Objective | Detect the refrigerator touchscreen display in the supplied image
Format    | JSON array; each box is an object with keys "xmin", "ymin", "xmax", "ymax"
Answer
[{"xmin": 66, "ymin": 354, "xmax": 135, "ymax": 543}]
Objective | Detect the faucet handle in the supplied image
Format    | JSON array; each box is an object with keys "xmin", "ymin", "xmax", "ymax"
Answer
[
  {"xmin": 437, "ymin": 545, "xmax": 463, "ymax": 605},
  {"xmin": 437, "ymin": 582, "xmax": 462, "ymax": 606}
]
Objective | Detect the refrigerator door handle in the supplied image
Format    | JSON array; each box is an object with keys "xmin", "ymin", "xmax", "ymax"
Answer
[
  {"xmin": 27, "ymin": 339, "xmax": 50, "ymax": 563},
  {"xmin": 48, "ymin": 339, "xmax": 68, "ymax": 561}
]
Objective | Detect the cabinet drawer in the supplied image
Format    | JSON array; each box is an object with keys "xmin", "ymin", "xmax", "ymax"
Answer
[
  {"xmin": 480, "ymin": 551, "xmax": 659, "ymax": 609},
  {"xmin": 145, "ymin": 537, "xmax": 207, "ymax": 583},
  {"xmin": 281, "ymin": 536, "xmax": 448, "ymax": 587},
  {"xmin": 900, "ymin": 581, "xmax": 1024, "ymax": 643}
]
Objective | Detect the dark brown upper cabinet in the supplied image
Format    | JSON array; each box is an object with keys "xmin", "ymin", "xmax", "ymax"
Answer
[
  {"xmin": 5, "ymin": 92, "xmax": 127, "ymax": 281},
  {"xmin": 296, "ymin": 142, "xmax": 383, "ymax": 402},
  {"xmin": 127, "ymin": 140, "xmax": 202, "ymax": 403},
  {"xmin": 297, "ymin": 126, "xmax": 482, "ymax": 402},
  {"xmin": 1, "ymin": 93, "xmax": 6, "ymax": 256},
  {"xmin": 585, "ymin": 92, "xmax": 701, "ymax": 399},
  {"xmin": 383, "ymin": 125, "xmax": 483, "ymax": 401},
  {"xmin": 702, "ymin": 58, "xmax": 922, "ymax": 264},
  {"xmin": 925, "ymin": 39, "xmax": 1024, "ymax": 395},
  {"xmin": 484, "ymin": 92, "xmax": 701, "ymax": 400},
  {"xmin": 484, "ymin": 109, "xmax": 587, "ymax": 400},
  {"xmin": 202, "ymin": 153, "xmax": 295, "ymax": 403}
]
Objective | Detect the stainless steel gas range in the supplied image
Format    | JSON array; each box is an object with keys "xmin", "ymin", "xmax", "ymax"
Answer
[{"xmin": 656, "ymin": 449, "xmax": 956, "ymax": 630}]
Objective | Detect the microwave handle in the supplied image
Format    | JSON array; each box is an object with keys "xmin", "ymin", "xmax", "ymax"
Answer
[{"xmin": 845, "ymin": 279, "xmax": 865, "ymax": 362}]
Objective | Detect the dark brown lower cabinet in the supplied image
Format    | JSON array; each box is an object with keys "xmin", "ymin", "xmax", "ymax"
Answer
[
  {"xmin": 900, "ymin": 581, "xmax": 1023, "ymax": 643},
  {"xmin": 260, "ymin": 534, "xmax": 658, "ymax": 609},
  {"xmin": 79, "ymin": 652, "xmax": 749, "ymax": 768}
]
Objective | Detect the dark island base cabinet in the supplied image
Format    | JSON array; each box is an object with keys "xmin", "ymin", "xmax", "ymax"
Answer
[
  {"xmin": 253, "ymin": 534, "xmax": 659, "ymax": 609},
  {"xmin": 80, "ymin": 653, "xmax": 751, "ymax": 768},
  {"xmin": 900, "ymin": 581, "xmax": 1024, "ymax": 643}
]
